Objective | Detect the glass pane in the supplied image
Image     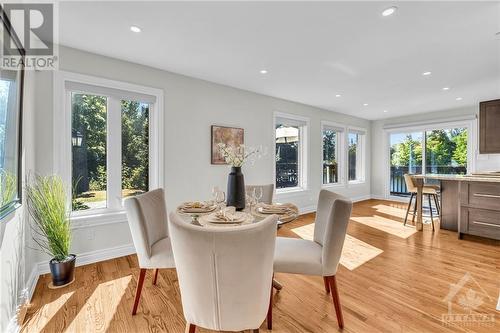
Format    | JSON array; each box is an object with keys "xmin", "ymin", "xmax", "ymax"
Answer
[
  {"xmin": 276, "ymin": 123, "xmax": 299, "ymax": 188},
  {"xmin": 71, "ymin": 93, "xmax": 107, "ymax": 211},
  {"xmin": 425, "ymin": 128, "xmax": 467, "ymax": 175},
  {"xmin": 322, "ymin": 129, "xmax": 338, "ymax": 184},
  {"xmin": 0, "ymin": 72, "xmax": 20, "ymax": 212},
  {"xmin": 348, "ymin": 133, "xmax": 359, "ymax": 181},
  {"xmin": 121, "ymin": 100, "xmax": 149, "ymax": 199},
  {"xmin": 389, "ymin": 132, "xmax": 423, "ymax": 196}
]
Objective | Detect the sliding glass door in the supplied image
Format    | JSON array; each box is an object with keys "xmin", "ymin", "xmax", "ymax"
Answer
[{"xmin": 389, "ymin": 127, "xmax": 468, "ymax": 197}]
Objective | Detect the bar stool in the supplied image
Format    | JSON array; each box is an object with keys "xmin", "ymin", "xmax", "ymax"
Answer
[{"xmin": 403, "ymin": 174, "xmax": 440, "ymax": 231}]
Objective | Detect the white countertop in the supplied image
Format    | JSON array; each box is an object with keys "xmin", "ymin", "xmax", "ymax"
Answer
[{"xmin": 411, "ymin": 174, "xmax": 500, "ymax": 183}]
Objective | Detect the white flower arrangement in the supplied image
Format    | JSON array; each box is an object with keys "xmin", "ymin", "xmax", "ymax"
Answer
[{"xmin": 217, "ymin": 143, "xmax": 265, "ymax": 167}]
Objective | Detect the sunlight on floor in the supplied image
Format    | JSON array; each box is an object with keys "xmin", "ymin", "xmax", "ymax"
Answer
[
  {"xmin": 28, "ymin": 290, "xmax": 74, "ymax": 329},
  {"xmin": 351, "ymin": 215, "xmax": 417, "ymax": 239},
  {"xmin": 291, "ymin": 224, "xmax": 383, "ymax": 270},
  {"xmin": 65, "ymin": 275, "xmax": 131, "ymax": 332}
]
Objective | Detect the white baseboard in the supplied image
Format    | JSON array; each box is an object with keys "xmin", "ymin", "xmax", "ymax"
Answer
[
  {"xmin": 351, "ymin": 194, "xmax": 372, "ymax": 202},
  {"xmin": 37, "ymin": 243, "xmax": 136, "ymax": 275}
]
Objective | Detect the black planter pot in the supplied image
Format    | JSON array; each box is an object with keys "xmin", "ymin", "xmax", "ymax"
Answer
[
  {"xmin": 226, "ymin": 166, "xmax": 245, "ymax": 211},
  {"xmin": 49, "ymin": 254, "xmax": 76, "ymax": 286}
]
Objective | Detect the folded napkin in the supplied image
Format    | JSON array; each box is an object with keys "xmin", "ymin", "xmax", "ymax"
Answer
[
  {"xmin": 181, "ymin": 201, "xmax": 209, "ymax": 209},
  {"xmin": 212, "ymin": 207, "xmax": 240, "ymax": 222},
  {"xmin": 178, "ymin": 201, "xmax": 215, "ymax": 213},
  {"xmin": 260, "ymin": 203, "xmax": 292, "ymax": 214}
]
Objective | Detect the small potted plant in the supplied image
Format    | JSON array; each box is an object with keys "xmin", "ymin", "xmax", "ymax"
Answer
[{"xmin": 26, "ymin": 175, "xmax": 75, "ymax": 287}]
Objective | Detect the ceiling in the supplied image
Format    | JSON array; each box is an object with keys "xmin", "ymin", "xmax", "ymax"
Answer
[{"xmin": 59, "ymin": 1, "xmax": 500, "ymax": 120}]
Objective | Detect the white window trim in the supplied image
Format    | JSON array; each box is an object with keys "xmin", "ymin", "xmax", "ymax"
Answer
[
  {"xmin": 321, "ymin": 120, "xmax": 346, "ymax": 188},
  {"xmin": 273, "ymin": 111, "xmax": 310, "ymax": 194},
  {"xmin": 346, "ymin": 126, "xmax": 367, "ymax": 185},
  {"xmin": 383, "ymin": 118, "xmax": 476, "ymax": 200},
  {"xmin": 53, "ymin": 70, "xmax": 164, "ymax": 226}
]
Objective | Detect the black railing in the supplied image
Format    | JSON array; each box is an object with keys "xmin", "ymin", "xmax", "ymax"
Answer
[
  {"xmin": 390, "ymin": 166, "xmax": 466, "ymax": 196},
  {"xmin": 323, "ymin": 163, "xmax": 338, "ymax": 184},
  {"xmin": 276, "ymin": 162, "xmax": 298, "ymax": 188}
]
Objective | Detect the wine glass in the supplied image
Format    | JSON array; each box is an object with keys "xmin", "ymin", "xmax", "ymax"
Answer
[
  {"xmin": 254, "ymin": 187, "xmax": 263, "ymax": 205},
  {"xmin": 246, "ymin": 188, "xmax": 256, "ymax": 211},
  {"xmin": 215, "ymin": 190, "xmax": 226, "ymax": 212}
]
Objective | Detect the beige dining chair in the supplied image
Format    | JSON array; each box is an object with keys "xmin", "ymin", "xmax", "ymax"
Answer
[
  {"xmin": 169, "ymin": 212, "xmax": 278, "ymax": 333},
  {"xmin": 273, "ymin": 190, "xmax": 352, "ymax": 329},
  {"xmin": 124, "ymin": 188, "xmax": 175, "ymax": 315},
  {"xmin": 403, "ymin": 174, "xmax": 439, "ymax": 231},
  {"xmin": 246, "ymin": 184, "xmax": 275, "ymax": 204}
]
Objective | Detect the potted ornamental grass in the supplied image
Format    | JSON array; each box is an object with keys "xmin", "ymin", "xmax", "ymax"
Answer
[
  {"xmin": 26, "ymin": 175, "xmax": 75, "ymax": 287},
  {"xmin": 217, "ymin": 143, "xmax": 263, "ymax": 211}
]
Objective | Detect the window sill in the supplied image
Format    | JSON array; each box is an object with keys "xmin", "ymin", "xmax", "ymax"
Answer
[
  {"xmin": 276, "ymin": 187, "xmax": 308, "ymax": 196},
  {"xmin": 322, "ymin": 182, "xmax": 345, "ymax": 189},
  {"xmin": 70, "ymin": 210, "xmax": 128, "ymax": 229},
  {"xmin": 348, "ymin": 180, "xmax": 366, "ymax": 186}
]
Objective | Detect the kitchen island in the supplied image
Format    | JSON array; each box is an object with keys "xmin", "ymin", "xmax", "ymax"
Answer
[{"xmin": 411, "ymin": 174, "xmax": 500, "ymax": 240}]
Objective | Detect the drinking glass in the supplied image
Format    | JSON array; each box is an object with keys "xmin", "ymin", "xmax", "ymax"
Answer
[
  {"xmin": 254, "ymin": 187, "xmax": 263, "ymax": 205},
  {"xmin": 215, "ymin": 190, "xmax": 226, "ymax": 212}
]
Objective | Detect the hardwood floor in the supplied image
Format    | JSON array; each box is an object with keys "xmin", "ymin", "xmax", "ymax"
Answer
[{"xmin": 22, "ymin": 199, "xmax": 500, "ymax": 333}]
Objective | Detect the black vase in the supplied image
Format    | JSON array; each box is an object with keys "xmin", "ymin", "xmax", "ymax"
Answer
[
  {"xmin": 49, "ymin": 254, "xmax": 76, "ymax": 286},
  {"xmin": 226, "ymin": 166, "xmax": 245, "ymax": 211}
]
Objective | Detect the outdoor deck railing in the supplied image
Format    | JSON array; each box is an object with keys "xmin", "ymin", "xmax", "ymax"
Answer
[{"xmin": 390, "ymin": 166, "xmax": 466, "ymax": 196}]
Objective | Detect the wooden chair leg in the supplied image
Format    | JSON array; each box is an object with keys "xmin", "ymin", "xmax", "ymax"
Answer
[
  {"xmin": 267, "ymin": 277, "xmax": 273, "ymax": 330},
  {"xmin": 427, "ymin": 194, "xmax": 435, "ymax": 231},
  {"xmin": 323, "ymin": 276, "xmax": 330, "ymax": 293},
  {"xmin": 327, "ymin": 275, "xmax": 344, "ymax": 329},
  {"xmin": 404, "ymin": 193, "xmax": 414, "ymax": 226},
  {"xmin": 153, "ymin": 269, "xmax": 159, "ymax": 285},
  {"xmin": 433, "ymin": 194, "xmax": 441, "ymax": 215},
  {"xmin": 132, "ymin": 268, "xmax": 147, "ymax": 315},
  {"xmin": 411, "ymin": 195, "xmax": 417, "ymax": 223},
  {"xmin": 185, "ymin": 323, "xmax": 196, "ymax": 333}
]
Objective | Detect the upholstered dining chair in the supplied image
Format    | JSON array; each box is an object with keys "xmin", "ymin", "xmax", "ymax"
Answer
[
  {"xmin": 246, "ymin": 184, "xmax": 275, "ymax": 204},
  {"xmin": 273, "ymin": 189, "xmax": 352, "ymax": 329},
  {"xmin": 169, "ymin": 212, "xmax": 278, "ymax": 333},
  {"xmin": 124, "ymin": 188, "xmax": 175, "ymax": 315}
]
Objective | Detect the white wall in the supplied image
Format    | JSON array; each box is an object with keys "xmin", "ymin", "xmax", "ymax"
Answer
[
  {"xmin": 371, "ymin": 105, "xmax": 500, "ymax": 199},
  {"xmin": 0, "ymin": 71, "xmax": 36, "ymax": 333},
  {"xmin": 32, "ymin": 46, "xmax": 371, "ymax": 262}
]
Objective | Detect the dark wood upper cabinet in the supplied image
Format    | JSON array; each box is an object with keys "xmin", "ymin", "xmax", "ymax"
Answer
[{"xmin": 479, "ymin": 99, "xmax": 500, "ymax": 154}]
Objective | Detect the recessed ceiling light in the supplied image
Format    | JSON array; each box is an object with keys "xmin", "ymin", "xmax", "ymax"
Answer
[
  {"xmin": 383, "ymin": 110, "xmax": 388, "ymax": 113},
  {"xmin": 335, "ymin": 94, "xmax": 341, "ymax": 98},
  {"xmin": 422, "ymin": 71, "xmax": 432, "ymax": 76},
  {"xmin": 130, "ymin": 25, "xmax": 141, "ymax": 33},
  {"xmin": 382, "ymin": 6, "xmax": 398, "ymax": 17},
  {"xmin": 442, "ymin": 87, "xmax": 450, "ymax": 91},
  {"xmin": 456, "ymin": 97, "xmax": 463, "ymax": 101},
  {"xmin": 363, "ymin": 103, "xmax": 369, "ymax": 106},
  {"xmin": 260, "ymin": 69, "xmax": 268, "ymax": 74}
]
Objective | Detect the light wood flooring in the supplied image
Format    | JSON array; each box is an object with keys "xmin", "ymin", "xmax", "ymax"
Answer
[{"xmin": 22, "ymin": 199, "xmax": 500, "ymax": 333}]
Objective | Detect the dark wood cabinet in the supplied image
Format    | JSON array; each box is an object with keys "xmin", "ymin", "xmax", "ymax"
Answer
[
  {"xmin": 479, "ymin": 99, "xmax": 500, "ymax": 154},
  {"xmin": 459, "ymin": 181, "xmax": 500, "ymax": 240}
]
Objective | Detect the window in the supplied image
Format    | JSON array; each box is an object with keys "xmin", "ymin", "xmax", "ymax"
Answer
[
  {"xmin": 0, "ymin": 69, "xmax": 21, "ymax": 217},
  {"xmin": 59, "ymin": 75, "xmax": 162, "ymax": 217},
  {"xmin": 322, "ymin": 122, "xmax": 344, "ymax": 185},
  {"xmin": 388, "ymin": 125, "xmax": 468, "ymax": 196},
  {"xmin": 348, "ymin": 129, "xmax": 366, "ymax": 182},
  {"xmin": 71, "ymin": 93, "xmax": 108, "ymax": 211},
  {"xmin": 275, "ymin": 114, "xmax": 308, "ymax": 191}
]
